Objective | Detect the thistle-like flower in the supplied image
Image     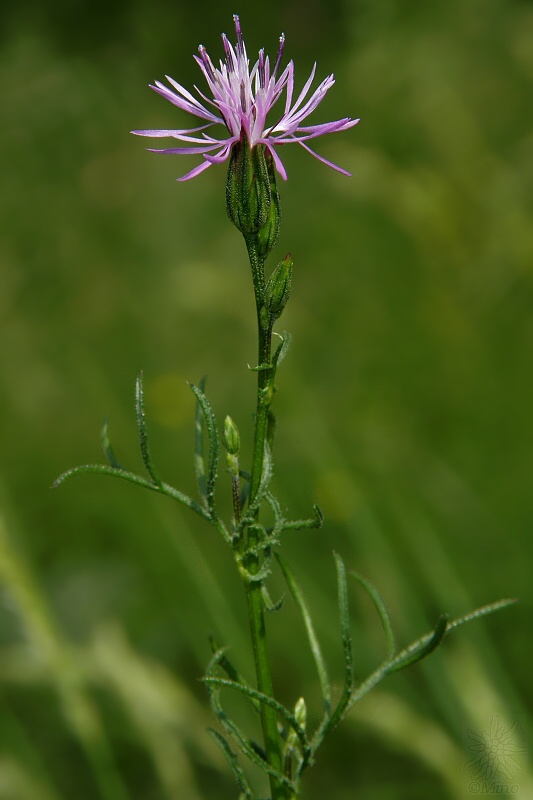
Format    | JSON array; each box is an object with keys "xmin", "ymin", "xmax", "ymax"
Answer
[{"xmin": 132, "ymin": 15, "xmax": 359, "ymax": 181}]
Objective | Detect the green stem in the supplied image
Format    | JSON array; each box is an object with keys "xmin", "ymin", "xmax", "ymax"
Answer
[{"xmin": 242, "ymin": 234, "xmax": 288, "ymax": 800}]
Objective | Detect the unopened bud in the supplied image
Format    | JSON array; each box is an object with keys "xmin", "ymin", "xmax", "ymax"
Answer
[
  {"xmin": 284, "ymin": 696, "xmax": 307, "ymax": 756},
  {"xmin": 262, "ymin": 255, "xmax": 293, "ymax": 327},
  {"xmin": 294, "ymin": 697, "xmax": 307, "ymax": 730},
  {"xmin": 223, "ymin": 415, "xmax": 240, "ymax": 455}
]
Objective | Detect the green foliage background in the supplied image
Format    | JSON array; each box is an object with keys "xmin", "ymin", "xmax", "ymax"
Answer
[{"xmin": 0, "ymin": 0, "xmax": 531, "ymax": 797}]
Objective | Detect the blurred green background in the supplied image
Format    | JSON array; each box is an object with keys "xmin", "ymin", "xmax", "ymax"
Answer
[{"xmin": 1, "ymin": 0, "xmax": 532, "ymax": 797}]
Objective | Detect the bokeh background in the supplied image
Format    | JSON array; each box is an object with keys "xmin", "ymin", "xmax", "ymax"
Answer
[{"xmin": 1, "ymin": 0, "xmax": 532, "ymax": 797}]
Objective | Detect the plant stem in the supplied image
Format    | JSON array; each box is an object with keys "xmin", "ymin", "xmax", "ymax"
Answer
[{"xmin": 242, "ymin": 234, "xmax": 288, "ymax": 800}]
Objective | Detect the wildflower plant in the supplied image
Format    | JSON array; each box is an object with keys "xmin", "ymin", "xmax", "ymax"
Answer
[{"xmin": 55, "ymin": 16, "xmax": 515, "ymax": 800}]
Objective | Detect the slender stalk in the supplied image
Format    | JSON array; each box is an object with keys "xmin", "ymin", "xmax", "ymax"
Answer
[{"xmin": 242, "ymin": 234, "xmax": 288, "ymax": 800}]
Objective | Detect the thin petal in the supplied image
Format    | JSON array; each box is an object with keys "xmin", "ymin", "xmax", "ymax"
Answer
[
  {"xmin": 177, "ymin": 160, "xmax": 214, "ymax": 181},
  {"xmin": 297, "ymin": 139, "xmax": 352, "ymax": 175},
  {"xmin": 263, "ymin": 140, "xmax": 288, "ymax": 180},
  {"xmin": 280, "ymin": 74, "xmax": 335, "ymax": 131},
  {"xmin": 139, "ymin": 131, "xmax": 227, "ymax": 144},
  {"xmin": 147, "ymin": 144, "xmax": 222, "ymax": 155},
  {"xmin": 131, "ymin": 124, "xmax": 213, "ymax": 138},
  {"xmin": 273, "ymin": 118, "xmax": 360, "ymax": 145},
  {"xmin": 165, "ymin": 74, "xmax": 219, "ymax": 116},
  {"xmin": 283, "ymin": 61, "xmax": 295, "ymax": 114},
  {"xmin": 293, "ymin": 118, "xmax": 360, "ymax": 137},
  {"xmin": 151, "ymin": 81, "xmax": 220, "ymax": 123},
  {"xmin": 286, "ymin": 63, "xmax": 317, "ymax": 117},
  {"xmin": 202, "ymin": 140, "xmax": 235, "ymax": 164}
]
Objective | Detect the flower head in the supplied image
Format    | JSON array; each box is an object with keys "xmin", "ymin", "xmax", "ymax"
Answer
[{"xmin": 132, "ymin": 15, "xmax": 359, "ymax": 181}]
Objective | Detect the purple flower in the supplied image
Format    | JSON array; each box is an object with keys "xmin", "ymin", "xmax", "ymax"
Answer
[{"xmin": 132, "ymin": 15, "xmax": 359, "ymax": 182}]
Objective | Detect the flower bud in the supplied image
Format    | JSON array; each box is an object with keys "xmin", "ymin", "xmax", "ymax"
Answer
[
  {"xmin": 284, "ymin": 696, "xmax": 307, "ymax": 756},
  {"xmin": 262, "ymin": 255, "xmax": 293, "ymax": 327},
  {"xmin": 223, "ymin": 415, "xmax": 240, "ymax": 476},
  {"xmin": 294, "ymin": 697, "xmax": 307, "ymax": 730},
  {"xmin": 226, "ymin": 136, "xmax": 271, "ymax": 235},
  {"xmin": 223, "ymin": 415, "xmax": 240, "ymax": 455}
]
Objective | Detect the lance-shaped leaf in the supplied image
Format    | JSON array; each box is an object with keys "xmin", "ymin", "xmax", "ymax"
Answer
[
  {"xmin": 261, "ymin": 585, "xmax": 285, "ymax": 613},
  {"xmin": 194, "ymin": 376, "xmax": 208, "ymax": 506},
  {"xmin": 100, "ymin": 417, "xmax": 123, "ymax": 469},
  {"xmin": 242, "ymin": 443, "xmax": 273, "ymax": 522},
  {"xmin": 208, "ymin": 729, "xmax": 254, "ymax": 800},
  {"xmin": 266, "ymin": 408, "xmax": 277, "ymax": 451},
  {"xmin": 342, "ymin": 597, "xmax": 517, "ymax": 720},
  {"xmin": 282, "ymin": 504, "xmax": 324, "ymax": 532},
  {"xmin": 272, "ymin": 331, "xmax": 292, "ymax": 369},
  {"xmin": 327, "ymin": 552, "xmax": 355, "ymax": 731},
  {"xmin": 203, "ymin": 675, "xmax": 311, "ymax": 763},
  {"xmin": 389, "ymin": 597, "xmax": 517, "ymax": 674},
  {"xmin": 204, "ymin": 650, "xmax": 296, "ymax": 791},
  {"xmin": 238, "ymin": 469, "xmax": 251, "ymax": 511},
  {"xmin": 208, "ymin": 635, "xmax": 260, "ymax": 713},
  {"xmin": 135, "ymin": 372, "xmax": 161, "ymax": 485},
  {"xmin": 311, "ymin": 552, "xmax": 357, "ymax": 749},
  {"xmin": 276, "ymin": 553, "xmax": 331, "ymax": 716},
  {"xmin": 388, "ymin": 614, "xmax": 448, "ymax": 672},
  {"xmin": 446, "ymin": 597, "xmax": 517, "ymax": 630},
  {"xmin": 265, "ymin": 492, "xmax": 285, "ymax": 541},
  {"xmin": 52, "ymin": 463, "xmax": 210, "ymax": 520},
  {"xmin": 190, "ymin": 381, "xmax": 219, "ymax": 514},
  {"xmin": 350, "ymin": 571, "xmax": 395, "ymax": 660}
]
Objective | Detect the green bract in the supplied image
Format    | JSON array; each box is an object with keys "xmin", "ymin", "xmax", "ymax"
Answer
[{"xmin": 226, "ymin": 137, "xmax": 271, "ymax": 236}]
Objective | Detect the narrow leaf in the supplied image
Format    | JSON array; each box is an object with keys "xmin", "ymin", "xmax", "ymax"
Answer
[
  {"xmin": 239, "ymin": 469, "xmax": 251, "ymax": 511},
  {"xmin": 276, "ymin": 553, "xmax": 331, "ymax": 715},
  {"xmin": 203, "ymin": 676, "xmax": 310, "ymax": 758},
  {"xmin": 272, "ymin": 331, "xmax": 292, "ymax": 368},
  {"xmin": 342, "ymin": 597, "xmax": 518, "ymax": 719},
  {"xmin": 314, "ymin": 552, "xmax": 355, "ymax": 743},
  {"xmin": 446, "ymin": 597, "xmax": 517, "ymax": 631},
  {"xmin": 261, "ymin": 585, "xmax": 285, "ymax": 613},
  {"xmin": 100, "ymin": 417, "xmax": 123, "ymax": 469},
  {"xmin": 204, "ymin": 650, "xmax": 295, "ymax": 790},
  {"xmin": 207, "ymin": 729, "xmax": 254, "ymax": 800},
  {"xmin": 190, "ymin": 382, "xmax": 219, "ymax": 514},
  {"xmin": 350, "ymin": 571, "xmax": 395, "ymax": 660},
  {"xmin": 266, "ymin": 409, "xmax": 277, "ymax": 451},
  {"xmin": 390, "ymin": 597, "xmax": 518, "ymax": 673},
  {"xmin": 265, "ymin": 492, "xmax": 285, "ymax": 540},
  {"xmin": 389, "ymin": 614, "xmax": 448, "ymax": 673},
  {"xmin": 135, "ymin": 372, "xmax": 161, "ymax": 485},
  {"xmin": 283, "ymin": 504, "xmax": 324, "ymax": 532},
  {"xmin": 52, "ymin": 464, "xmax": 210, "ymax": 521},
  {"xmin": 248, "ymin": 363, "xmax": 269, "ymax": 373},
  {"xmin": 335, "ymin": 552, "xmax": 355, "ymax": 694},
  {"xmin": 244, "ymin": 443, "xmax": 273, "ymax": 519},
  {"xmin": 208, "ymin": 635, "xmax": 260, "ymax": 713},
  {"xmin": 194, "ymin": 375, "xmax": 208, "ymax": 507}
]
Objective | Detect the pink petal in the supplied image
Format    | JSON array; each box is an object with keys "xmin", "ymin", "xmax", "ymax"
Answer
[
  {"xmin": 177, "ymin": 161, "xmax": 214, "ymax": 181},
  {"xmin": 130, "ymin": 124, "xmax": 213, "ymax": 138},
  {"xmin": 297, "ymin": 140, "xmax": 352, "ymax": 175},
  {"xmin": 264, "ymin": 141, "xmax": 288, "ymax": 180},
  {"xmin": 147, "ymin": 144, "xmax": 222, "ymax": 155}
]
